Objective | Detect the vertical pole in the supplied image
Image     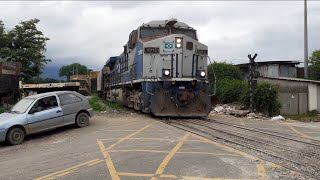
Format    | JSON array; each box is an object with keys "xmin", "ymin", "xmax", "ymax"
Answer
[
  {"xmin": 304, "ymin": 0, "xmax": 309, "ymax": 78},
  {"xmin": 248, "ymin": 54, "xmax": 258, "ymax": 113}
]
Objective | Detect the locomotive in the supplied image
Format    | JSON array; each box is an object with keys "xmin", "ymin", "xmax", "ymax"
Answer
[{"xmin": 98, "ymin": 19, "xmax": 211, "ymax": 117}]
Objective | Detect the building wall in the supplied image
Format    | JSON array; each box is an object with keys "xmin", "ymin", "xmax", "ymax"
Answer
[{"xmin": 257, "ymin": 77, "xmax": 315, "ymax": 115}]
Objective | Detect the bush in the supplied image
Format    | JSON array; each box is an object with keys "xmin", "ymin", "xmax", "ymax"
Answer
[
  {"xmin": 208, "ymin": 62, "xmax": 242, "ymax": 83},
  {"xmin": 216, "ymin": 79, "xmax": 248, "ymax": 104},
  {"xmin": 89, "ymin": 94, "xmax": 122, "ymax": 112},
  {"xmin": 208, "ymin": 62, "xmax": 246, "ymax": 103},
  {"xmin": 252, "ymin": 83, "xmax": 281, "ymax": 116},
  {"xmin": 0, "ymin": 106, "xmax": 6, "ymax": 114}
]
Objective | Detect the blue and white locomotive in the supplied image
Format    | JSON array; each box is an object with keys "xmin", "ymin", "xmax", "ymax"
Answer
[{"xmin": 98, "ymin": 19, "xmax": 211, "ymax": 117}]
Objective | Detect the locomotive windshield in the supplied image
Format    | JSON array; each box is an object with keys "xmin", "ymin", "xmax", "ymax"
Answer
[
  {"xmin": 140, "ymin": 27, "xmax": 197, "ymax": 40},
  {"xmin": 140, "ymin": 28, "xmax": 168, "ymax": 39},
  {"xmin": 171, "ymin": 28, "xmax": 197, "ymax": 40}
]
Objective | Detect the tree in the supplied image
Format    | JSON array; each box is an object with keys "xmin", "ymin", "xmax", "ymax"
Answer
[
  {"xmin": 59, "ymin": 63, "xmax": 88, "ymax": 80},
  {"xmin": 309, "ymin": 49, "xmax": 320, "ymax": 80},
  {"xmin": 0, "ymin": 18, "xmax": 50, "ymax": 81}
]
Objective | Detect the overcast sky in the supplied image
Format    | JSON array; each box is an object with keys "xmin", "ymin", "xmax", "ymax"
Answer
[{"xmin": 0, "ymin": 1, "xmax": 319, "ymax": 70}]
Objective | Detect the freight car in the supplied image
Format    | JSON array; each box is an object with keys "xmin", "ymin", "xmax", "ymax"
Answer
[
  {"xmin": 98, "ymin": 19, "xmax": 211, "ymax": 117},
  {"xmin": 0, "ymin": 61, "xmax": 22, "ymax": 104}
]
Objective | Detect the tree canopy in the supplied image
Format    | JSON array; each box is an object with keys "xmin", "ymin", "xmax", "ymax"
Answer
[
  {"xmin": 59, "ymin": 63, "xmax": 88, "ymax": 80},
  {"xmin": 309, "ymin": 49, "xmax": 320, "ymax": 80},
  {"xmin": 0, "ymin": 19, "xmax": 50, "ymax": 81}
]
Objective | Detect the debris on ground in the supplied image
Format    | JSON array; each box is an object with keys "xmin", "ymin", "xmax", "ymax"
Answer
[
  {"xmin": 211, "ymin": 104, "xmax": 276, "ymax": 120},
  {"xmin": 212, "ymin": 104, "xmax": 249, "ymax": 117},
  {"xmin": 271, "ymin": 115, "xmax": 285, "ymax": 121}
]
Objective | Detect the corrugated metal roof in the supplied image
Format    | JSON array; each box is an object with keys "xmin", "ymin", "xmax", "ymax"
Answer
[
  {"xmin": 236, "ymin": 60, "xmax": 301, "ymax": 67},
  {"xmin": 260, "ymin": 76, "xmax": 320, "ymax": 84}
]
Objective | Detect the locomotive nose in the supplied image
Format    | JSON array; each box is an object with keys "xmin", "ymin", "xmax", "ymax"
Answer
[{"xmin": 177, "ymin": 91, "xmax": 194, "ymax": 106}]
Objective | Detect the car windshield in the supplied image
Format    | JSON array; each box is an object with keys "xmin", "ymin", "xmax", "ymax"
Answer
[{"xmin": 10, "ymin": 98, "xmax": 35, "ymax": 114}]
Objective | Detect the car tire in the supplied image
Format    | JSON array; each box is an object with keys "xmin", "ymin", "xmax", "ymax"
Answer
[
  {"xmin": 75, "ymin": 112, "xmax": 90, "ymax": 128},
  {"xmin": 6, "ymin": 127, "xmax": 25, "ymax": 145}
]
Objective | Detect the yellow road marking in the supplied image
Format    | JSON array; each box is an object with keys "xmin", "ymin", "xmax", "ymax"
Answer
[
  {"xmin": 181, "ymin": 177, "xmax": 253, "ymax": 180},
  {"xmin": 177, "ymin": 151, "xmax": 239, "ymax": 157},
  {"xmin": 195, "ymin": 134, "xmax": 258, "ymax": 160},
  {"xmin": 154, "ymin": 133, "xmax": 190, "ymax": 175},
  {"xmin": 287, "ymin": 125, "xmax": 312, "ymax": 139},
  {"xmin": 105, "ymin": 124, "xmax": 153, "ymax": 151},
  {"xmin": 109, "ymin": 149, "xmax": 169, "ymax": 153},
  {"xmin": 108, "ymin": 149, "xmax": 239, "ymax": 157},
  {"xmin": 118, "ymin": 172, "xmax": 154, "ymax": 177},
  {"xmin": 100, "ymin": 137, "xmax": 204, "ymax": 142},
  {"xmin": 97, "ymin": 124, "xmax": 152, "ymax": 180},
  {"xmin": 88, "ymin": 159, "xmax": 104, "ymax": 166},
  {"xmin": 160, "ymin": 174, "xmax": 178, "ymax": 178},
  {"xmin": 34, "ymin": 159, "xmax": 100, "ymax": 180},
  {"xmin": 55, "ymin": 171, "xmax": 72, "ymax": 177},
  {"xmin": 97, "ymin": 140, "xmax": 120, "ymax": 180},
  {"xmin": 257, "ymin": 164, "xmax": 267, "ymax": 180}
]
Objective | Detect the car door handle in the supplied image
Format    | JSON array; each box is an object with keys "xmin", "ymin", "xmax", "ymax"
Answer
[{"xmin": 56, "ymin": 110, "xmax": 62, "ymax": 113}]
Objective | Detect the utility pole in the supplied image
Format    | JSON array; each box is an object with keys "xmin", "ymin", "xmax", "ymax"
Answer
[
  {"xmin": 304, "ymin": 0, "xmax": 309, "ymax": 78},
  {"xmin": 248, "ymin": 53, "xmax": 258, "ymax": 113}
]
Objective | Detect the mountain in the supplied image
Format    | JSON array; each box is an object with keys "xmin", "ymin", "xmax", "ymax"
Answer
[{"xmin": 40, "ymin": 65, "xmax": 66, "ymax": 80}]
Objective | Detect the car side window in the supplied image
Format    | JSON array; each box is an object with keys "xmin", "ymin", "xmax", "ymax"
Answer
[
  {"xmin": 58, "ymin": 94, "xmax": 82, "ymax": 106},
  {"xmin": 31, "ymin": 96, "xmax": 58, "ymax": 113}
]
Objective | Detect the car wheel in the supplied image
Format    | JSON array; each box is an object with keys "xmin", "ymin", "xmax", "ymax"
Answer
[
  {"xmin": 75, "ymin": 112, "xmax": 90, "ymax": 128},
  {"xmin": 6, "ymin": 127, "xmax": 25, "ymax": 145}
]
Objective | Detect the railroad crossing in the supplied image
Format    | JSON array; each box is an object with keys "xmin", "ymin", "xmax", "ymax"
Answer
[{"xmin": 1, "ymin": 112, "xmax": 319, "ymax": 180}]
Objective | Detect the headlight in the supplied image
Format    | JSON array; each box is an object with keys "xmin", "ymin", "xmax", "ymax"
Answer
[
  {"xmin": 163, "ymin": 69, "xmax": 170, "ymax": 76},
  {"xmin": 175, "ymin": 37, "xmax": 182, "ymax": 49},
  {"xmin": 200, "ymin": 71, "xmax": 206, "ymax": 77}
]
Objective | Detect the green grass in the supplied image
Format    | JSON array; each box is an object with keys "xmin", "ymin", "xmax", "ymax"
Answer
[
  {"xmin": 287, "ymin": 110, "xmax": 320, "ymax": 122},
  {"xmin": 0, "ymin": 106, "xmax": 9, "ymax": 114},
  {"xmin": 89, "ymin": 94, "xmax": 122, "ymax": 112}
]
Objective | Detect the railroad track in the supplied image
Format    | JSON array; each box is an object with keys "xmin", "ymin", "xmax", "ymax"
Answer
[{"xmin": 160, "ymin": 118, "xmax": 320, "ymax": 179}]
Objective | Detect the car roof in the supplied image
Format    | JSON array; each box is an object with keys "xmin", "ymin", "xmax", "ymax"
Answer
[{"xmin": 25, "ymin": 91, "xmax": 78, "ymax": 99}]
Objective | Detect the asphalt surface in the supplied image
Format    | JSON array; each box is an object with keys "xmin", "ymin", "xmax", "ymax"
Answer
[{"xmin": 1, "ymin": 112, "xmax": 319, "ymax": 180}]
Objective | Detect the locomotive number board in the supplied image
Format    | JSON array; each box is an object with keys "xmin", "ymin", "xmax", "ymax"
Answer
[
  {"xmin": 144, "ymin": 47, "xmax": 160, "ymax": 53},
  {"xmin": 196, "ymin": 49, "xmax": 208, "ymax": 55}
]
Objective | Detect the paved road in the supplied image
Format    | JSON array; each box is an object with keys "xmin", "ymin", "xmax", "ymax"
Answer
[{"xmin": 0, "ymin": 113, "xmax": 310, "ymax": 180}]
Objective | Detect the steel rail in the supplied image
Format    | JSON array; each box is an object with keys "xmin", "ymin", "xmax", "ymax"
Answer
[
  {"xmin": 160, "ymin": 119, "xmax": 318, "ymax": 179},
  {"xmin": 185, "ymin": 119, "xmax": 320, "ymax": 159}
]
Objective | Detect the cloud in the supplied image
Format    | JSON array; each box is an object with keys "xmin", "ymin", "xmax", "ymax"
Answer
[{"xmin": 0, "ymin": 1, "xmax": 319, "ymax": 70}]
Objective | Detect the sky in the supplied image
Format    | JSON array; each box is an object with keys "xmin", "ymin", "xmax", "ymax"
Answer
[{"xmin": 0, "ymin": 1, "xmax": 319, "ymax": 71}]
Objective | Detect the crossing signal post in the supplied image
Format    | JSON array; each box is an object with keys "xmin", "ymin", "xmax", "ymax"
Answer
[{"xmin": 248, "ymin": 53, "xmax": 258, "ymax": 113}]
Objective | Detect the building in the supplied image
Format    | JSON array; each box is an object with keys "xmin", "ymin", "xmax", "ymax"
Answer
[
  {"xmin": 237, "ymin": 61, "xmax": 303, "ymax": 78},
  {"xmin": 258, "ymin": 76, "xmax": 320, "ymax": 115}
]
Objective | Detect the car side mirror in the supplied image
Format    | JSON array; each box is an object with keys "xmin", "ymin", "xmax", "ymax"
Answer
[{"xmin": 29, "ymin": 107, "xmax": 38, "ymax": 114}]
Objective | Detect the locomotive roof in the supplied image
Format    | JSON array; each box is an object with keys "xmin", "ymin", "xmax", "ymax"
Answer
[
  {"xmin": 141, "ymin": 20, "xmax": 195, "ymax": 30},
  {"xmin": 105, "ymin": 56, "xmax": 118, "ymax": 67}
]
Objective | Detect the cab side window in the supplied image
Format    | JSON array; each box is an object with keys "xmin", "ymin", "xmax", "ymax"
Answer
[
  {"xmin": 58, "ymin": 94, "xmax": 82, "ymax": 106},
  {"xmin": 31, "ymin": 96, "xmax": 58, "ymax": 113}
]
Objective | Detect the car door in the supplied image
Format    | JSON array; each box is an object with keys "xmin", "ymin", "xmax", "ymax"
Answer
[
  {"xmin": 27, "ymin": 95, "xmax": 64, "ymax": 133},
  {"xmin": 58, "ymin": 93, "xmax": 83, "ymax": 125}
]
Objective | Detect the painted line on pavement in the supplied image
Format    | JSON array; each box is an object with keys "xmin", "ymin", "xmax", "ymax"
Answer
[
  {"xmin": 257, "ymin": 164, "xmax": 267, "ymax": 180},
  {"xmin": 34, "ymin": 159, "xmax": 101, "ymax": 180},
  {"xmin": 154, "ymin": 133, "xmax": 190, "ymax": 176},
  {"xmin": 97, "ymin": 123, "xmax": 153, "ymax": 180},
  {"xmin": 287, "ymin": 124, "xmax": 312, "ymax": 139}
]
